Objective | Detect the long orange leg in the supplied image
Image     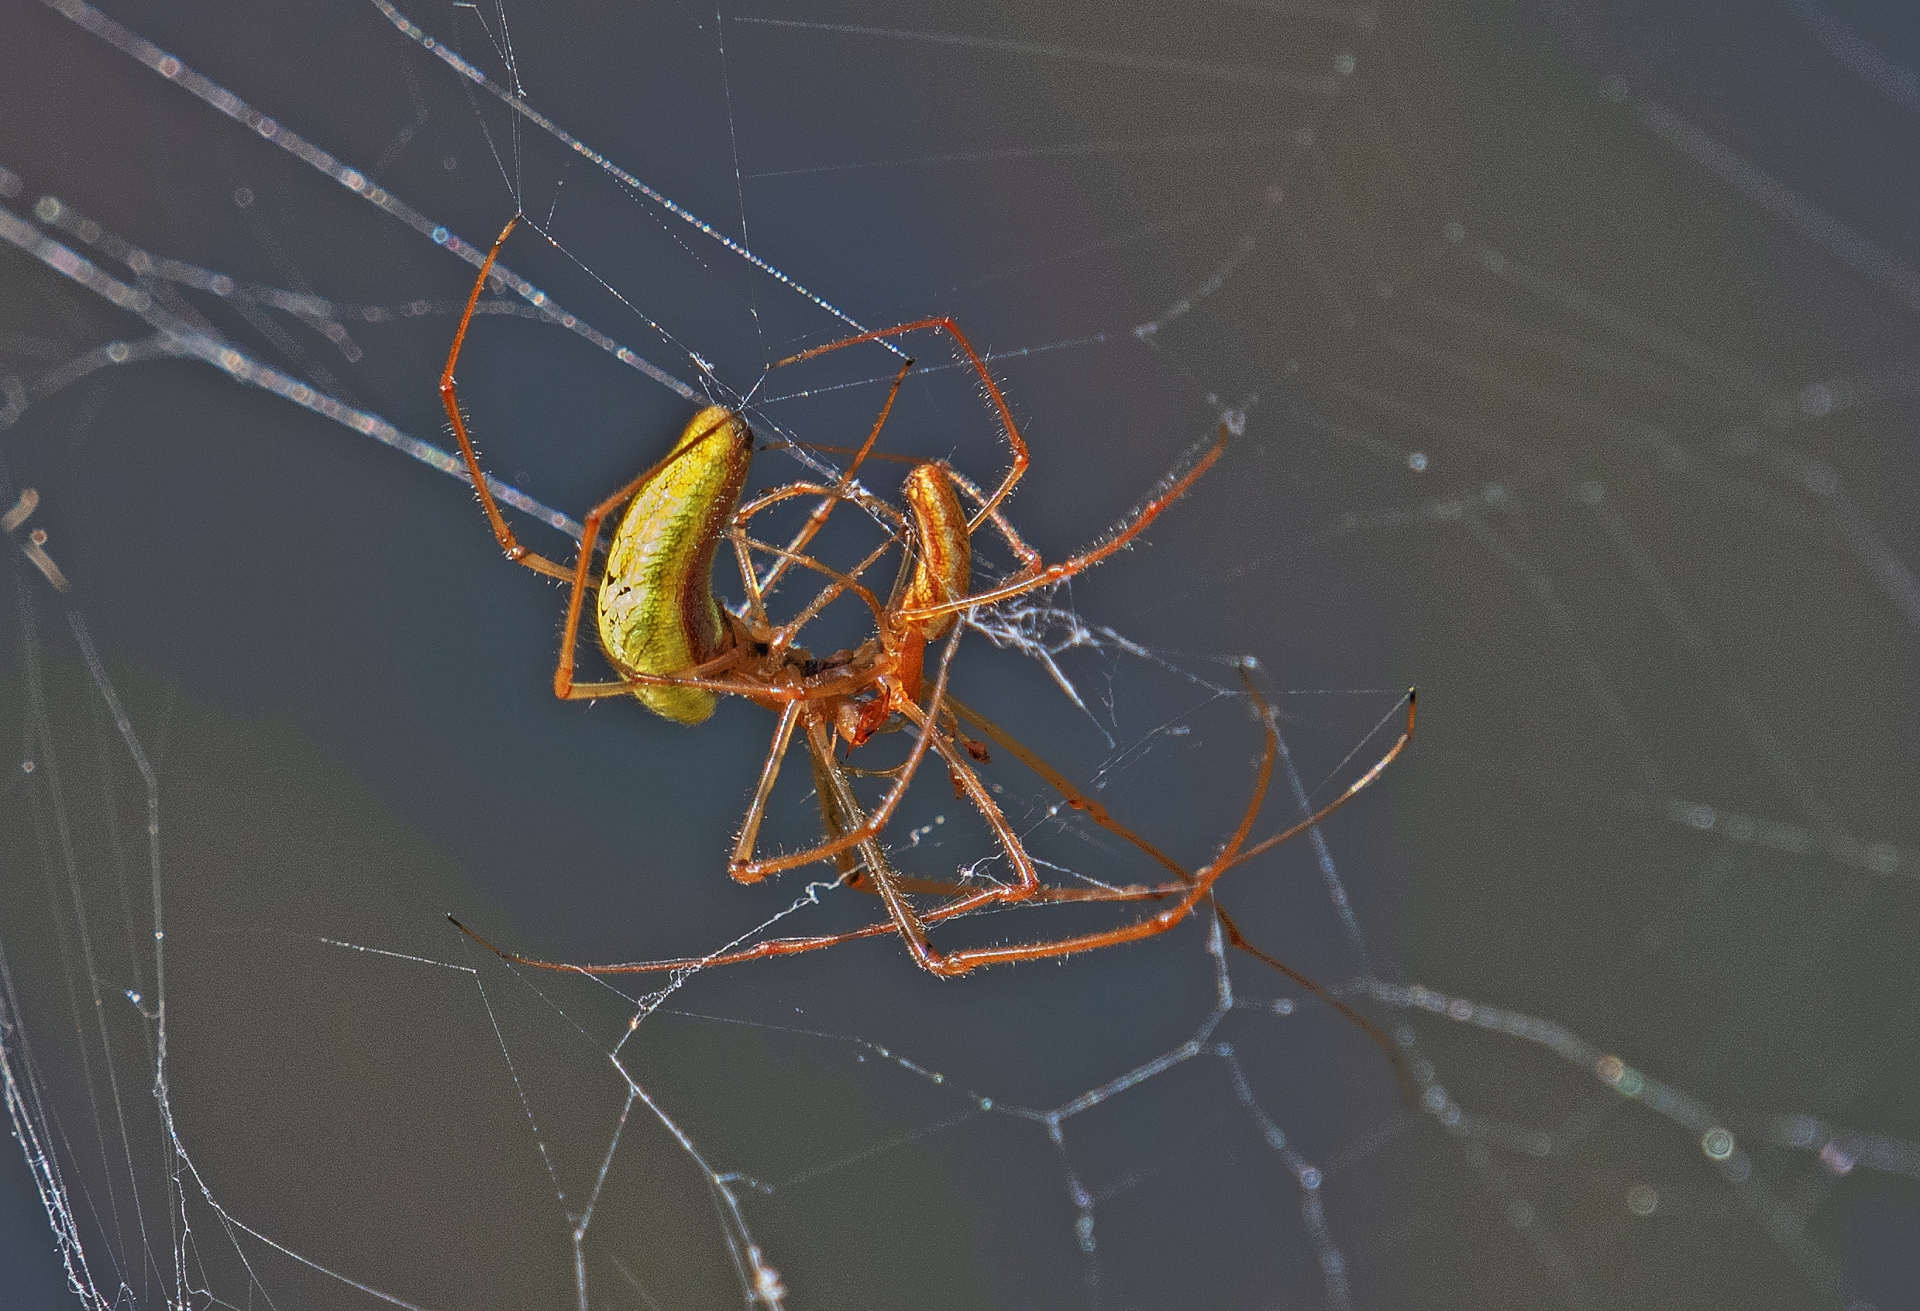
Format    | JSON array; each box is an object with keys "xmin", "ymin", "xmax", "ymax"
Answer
[
  {"xmin": 440, "ymin": 216, "xmax": 776, "ymax": 707},
  {"xmin": 1213, "ymin": 904, "xmax": 1420, "ymax": 1105},
  {"xmin": 443, "ymin": 674, "xmax": 1268, "ymax": 974},
  {"xmin": 752, "ymin": 355, "xmax": 916, "ymax": 603},
  {"xmin": 776, "ymin": 317, "xmax": 1029, "ymax": 528},
  {"xmin": 731, "ymin": 699, "xmax": 806, "ymax": 873},
  {"xmin": 451, "ymin": 684, "xmax": 1414, "ymax": 975},
  {"xmin": 883, "ymin": 697, "xmax": 1043, "ymax": 913},
  {"xmin": 729, "ymin": 479, "xmax": 908, "ymax": 637},
  {"xmin": 800, "ymin": 710, "xmax": 947, "ymax": 972},
  {"xmin": 947, "ymin": 694, "xmax": 1194, "ymax": 888},
  {"xmin": 439, "ymin": 215, "xmax": 573, "ymax": 584},
  {"xmin": 899, "ymin": 421, "xmax": 1232, "ymax": 626},
  {"xmin": 728, "ymin": 607, "xmax": 966, "ymax": 881},
  {"xmin": 741, "ymin": 529, "xmax": 902, "ymax": 661},
  {"xmin": 942, "ymin": 465, "xmax": 1041, "ymax": 578}
]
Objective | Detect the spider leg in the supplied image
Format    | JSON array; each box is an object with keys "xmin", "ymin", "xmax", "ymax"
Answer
[
  {"xmin": 871, "ymin": 698, "xmax": 1043, "ymax": 920},
  {"xmin": 438, "ymin": 214, "xmax": 572, "ymax": 583},
  {"xmin": 728, "ymin": 523, "xmax": 771, "ymax": 633},
  {"xmin": 447, "ymin": 684, "xmax": 1412, "ymax": 977},
  {"xmin": 756, "ymin": 534, "xmax": 899, "ymax": 659},
  {"xmin": 801, "ymin": 711, "xmax": 943, "ymax": 971},
  {"xmin": 876, "ymin": 660, "xmax": 1282, "ymax": 972},
  {"xmin": 728, "ymin": 612, "xmax": 964, "ymax": 881},
  {"xmin": 1213, "ymin": 903, "xmax": 1420, "ymax": 1105},
  {"xmin": 900, "ymin": 421, "xmax": 1231, "ymax": 627},
  {"xmin": 752, "ymin": 355, "xmax": 915, "ymax": 602},
  {"xmin": 947, "ymin": 694, "xmax": 1194, "ymax": 886},
  {"xmin": 942, "ymin": 465, "xmax": 1041, "ymax": 580},
  {"xmin": 551, "ymin": 644, "xmax": 754, "ymax": 701},
  {"xmin": 731, "ymin": 699, "xmax": 806, "ymax": 876},
  {"xmin": 1216, "ymin": 689, "xmax": 1416, "ymax": 874},
  {"xmin": 775, "ymin": 317, "xmax": 1028, "ymax": 528},
  {"xmin": 729, "ymin": 486, "xmax": 902, "ymax": 638},
  {"xmin": 441, "ymin": 219, "xmax": 762, "ymax": 706},
  {"xmin": 445, "ymin": 693, "xmax": 1265, "ymax": 976}
]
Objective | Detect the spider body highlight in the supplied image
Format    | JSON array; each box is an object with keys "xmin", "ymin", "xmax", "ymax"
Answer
[{"xmin": 597, "ymin": 404, "xmax": 752, "ymax": 724}]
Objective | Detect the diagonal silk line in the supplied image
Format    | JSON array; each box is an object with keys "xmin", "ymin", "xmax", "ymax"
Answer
[
  {"xmin": 1779, "ymin": 0, "xmax": 1920, "ymax": 113},
  {"xmin": 369, "ymin": 0, "xmax": 903, "ymax": 356},
  {"xmin": 0, "ymin": 202, "xmax": 587, "ymax": 541},
  {"xmin": 39, "ymin": 0, "xmax": 702, "ymax": 404},
  {"xmin": 732, "ymin": 16, "xmax": 1343, "ymax": 95},
  {"xmin": 1626, "ymin": 89, "xmax": 1920, "ymax": 313}
]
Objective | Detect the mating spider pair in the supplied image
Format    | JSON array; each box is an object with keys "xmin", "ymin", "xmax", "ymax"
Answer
[{"xmin": 439, "ymin": 215, "xmax": 1413, "ymax": 987}]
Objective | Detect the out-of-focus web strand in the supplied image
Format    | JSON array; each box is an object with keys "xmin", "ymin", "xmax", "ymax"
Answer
[
  {"xmin": 1371, "ymin": 980, "xmax": 1848, "ymax": 1298},
  {"xmin": 0, "ymin": 201, "xmax": 588, "ymax": 543},
  {"xmin": 38, "ymin": 0, "xmax": 706, "ymax": 405},
  {"xmin": 367, "ymin": 0, "xmax": 906, "ymax": 358}
]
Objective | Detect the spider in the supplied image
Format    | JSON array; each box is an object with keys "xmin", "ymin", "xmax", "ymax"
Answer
[{"xmin": 438, "ymin": 215, "xmax": 1413, "ymax": 988}]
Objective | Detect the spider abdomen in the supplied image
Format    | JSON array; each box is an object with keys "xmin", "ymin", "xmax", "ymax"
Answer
[
  {"xmin": 597, "ymin": 405, "xmax": 752, "ymax": 724},
  {"xmin": 897, "ymin": 462, "xmax": 971, "ymax": 640}
]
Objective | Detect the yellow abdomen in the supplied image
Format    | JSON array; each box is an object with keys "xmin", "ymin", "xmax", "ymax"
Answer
[{"xmin": 597, "ymin": 405, "xmax": 752, "ymax": 724}]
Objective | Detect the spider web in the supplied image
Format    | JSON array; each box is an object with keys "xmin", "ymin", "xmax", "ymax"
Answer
[{"xmin": 3, "ymin": 1, "xmax": 1919, "ymax": 1309}]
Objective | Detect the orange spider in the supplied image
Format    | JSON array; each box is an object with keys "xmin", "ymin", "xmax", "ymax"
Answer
[{"xmin": 438, "ymin": 215, "xmax": 1413, "ymax": 984}]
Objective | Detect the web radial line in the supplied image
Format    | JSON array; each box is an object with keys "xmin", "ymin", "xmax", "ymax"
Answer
[
  {"xmin": 3, "ymin": 544, "xmax": 117, "ymax": 1303},
  {"xmin": 174, "ymin": 1151, "xmax": 443, "ymax": 1311},
  {"xmin": 1780, "ymin": 0, "xmax": 1920, "ymax": 111},
  {"xmin": 1270, "ymin": 713, "xmax": 1370, "ymax": 974},
  {"xmin": 577, "ymin": 1089, "xmax": 636, "ymax": 1246},
  {"xmin": 1371, "ymin": 981, "xmax": 1846, "ymax": 1296},
  {"xmin": 1456, "ymin": 510, "xmax": 1664, "ymax": 797},
  {"xmin": 732, "ymin": 17, "xmax": 1343, "ymax": 94},
  {"xmin": 370, "ymin": 0, "xmax": 902, "ymax": 357},
  {"xmin": 0, "ymin": 204, "xmax": 585, "ymax": 541},
  {"xmin": 768, "ymin": 1109, "xmax": 985, "ymax": 1191},
  {"xmin": 457, "ymin": 931, "xmax": 787, "ymax": 1306},
  {"xmin": 609, "ymin": 1053, "xmax": 787, "ymax": 1308},
  {"xmin": 18, "ymin": 607, "xmax": 140, "ymax": 1291},
  {"xmin": 1050, "ymin": 1040, "xmax": 1205, "ymax": 1120},
  {"xmin": 60, "ymin": 614, "xmax": 166, "ymax": 1293},
  {"xmin": 1217, "ymin": 1048, "xmax": 1349, "ymax": 1311},
  {"xmin": 38, "ymin": 0, "xmax": 702, "ymax": 403},
  {"xmin": 467, "ymin": 972, "xmax": 566, "ymax": 1202},
  {"xmin": 746, "ymin": 128, "xmax": 1293, "ymax": 180},
  {"xmin": 1621, "ymin": 90, "xmax": 1920, "ymax": 314},
  {"xmin": 1453, "ymin": 237, "xmax": 1775, "ymax": 401},
  {"xmin": 1581, "ymin": 494, "xmax": 1844, "ymax": 842},
  {"xmin": 77, "ymin": 595, "xmax": 401, "ymax": 1307}
]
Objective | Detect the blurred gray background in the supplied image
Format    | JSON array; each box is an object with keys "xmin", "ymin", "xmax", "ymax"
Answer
[{"xmin": 2, "ymin": 1, "xmax": 1916, "ymax": 1308}]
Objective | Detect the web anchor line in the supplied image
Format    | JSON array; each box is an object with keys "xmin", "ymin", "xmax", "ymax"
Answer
[{"xmin": 369, "ymin": 0, "xmax": 907, "ymax": 358}]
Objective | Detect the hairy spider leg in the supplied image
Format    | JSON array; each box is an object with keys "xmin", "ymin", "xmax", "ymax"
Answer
[
  {"xmin": 1212, "ymin": 904, "xmax": 1420, "ymax": 1106},
  {"xmin": 726, "ymin": 600, "xmax": 968, "ymax": 883},
  {"xmin": 764, "ymin": 681, "xmax": 1420, "ymax": 1090},
  {"xmin": 440, "ymin": 214, "xmax": 572, "ymax": 584},
  {"xmin": 775, "ymin": 317, "xmax": 1032, "ymax": 534},
  {"xmin": 722, "ymin": 468, "xmax": 983, "ymax": 883},
  {"xmin": 438, "ymin": 214, "xmax": 778, "ymax": 706},
  {"xmin": 744, "ymin": 355, "xmax": 918, "ymax": 615},
  {"xmin": 757, "ymin": 414, "xmax": 1230, "ymax": 642},
  {"xmin": 898, "ymin": 422, "xmax": 1232, "ymax": 627},
  {"xmin": 725, "ymin": 481, "xmax": 910, "ymax": 657},
  {"xmin": 451, "ymin": 682, "xmax": 1414, "ymax": 977}
]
